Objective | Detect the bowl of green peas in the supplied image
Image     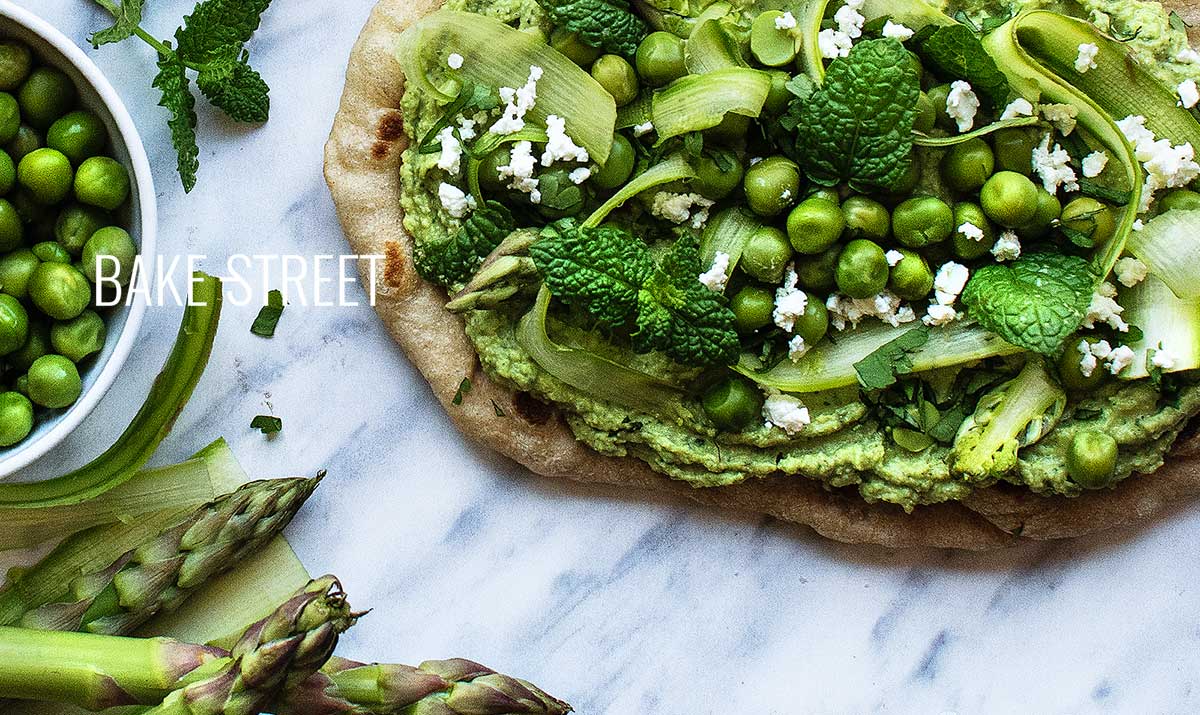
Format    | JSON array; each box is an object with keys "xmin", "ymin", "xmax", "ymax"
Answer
[{"xmin": 0, "ymin": 2, "xmax": 155, "ymax": 477}]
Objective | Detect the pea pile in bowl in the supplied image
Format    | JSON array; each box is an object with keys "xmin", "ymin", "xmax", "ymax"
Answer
[{"xmin": 0, "ymin": 37, "xmax": 135, "ymax": 448}]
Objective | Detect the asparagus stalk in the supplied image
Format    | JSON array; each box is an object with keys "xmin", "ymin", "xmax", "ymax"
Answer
[
  {"xmin": 0, "ymin": 576, "xmax": 356, "ymax": 713},
  {"xmin": 4, "ymin": 475, "xmax": 321, "ymax": 635}
]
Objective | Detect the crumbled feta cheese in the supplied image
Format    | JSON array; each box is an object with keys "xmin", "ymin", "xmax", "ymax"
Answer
[
  {"xmin": 1074, "ymin": 43, "xmax": 1099, "ymax": 73},
  {"xmin": 881, "ymin": 20, "xmax": 914, "ymax": 40},
  {"xmin": 1082, "ymin": 150, "xmax": 1109, "ymax": 178},
  {"xmin": 826, "ymin": 290, "xmax": 915, "ymax": 330},
  {"xmin": 490, "ymin": 66, "xmax": 543, "ymax": 135},
  {"xmin": 1097, "ymin": 280, "xmax": 1118, "ymax": 298},
  {"xmin": 650, "ymin": 192, "xmax": 715, "ymax": 229},
  {"xmin": 1090, "ymin": 339, "xmax": 1114, "ymax": 360},
  {"xmin": 1078, "ymin": 340, "xmax": 1099, "ymax": 378},
  {"xmin": 1032, "ymin": 133, "xmax": 1079, "ymax": 194},
  {"xmin": 1114, "ymin": 256, "xmax": 1149, "ymax": 287},
  {"xmin": 1180, "ymin": 79, "xmax": 1200, "ymax": 109},
  {"xmin": 1083, "ymin": 284, "xmax": 1129, "ymax": 332},
  {"xmin": 818, "ymin": 28, "xmax": 854, "ymax": 58},
  {"xmin": 773, "ymin": 265, "xmax": 808, "ymax": 332},
  {"xmin": 833, "ymin": 0, "xmax": 866, "ymax": 39},
  {"xmin": 632, "ymin": 121, "xmax": 654, "ymax": 137},
  {"xmin": 1178, "ymin": 47, "xmax": 1200, "ymax": 63},
  {"xmin": 435, "ymin": 126, "xmax": 463, "ymax": 174},
  {"xmin": 763, "ymin": 391, "xmax": 811, "ymax": 435},
  {"xmin": 923, "ymin": 303, "xmax": 958, "ymax": 326},
  {"xmin": 1106, "ymin": 345, "xmax": 1136, "ymax": 375},
  {"xmin": 992, "ymin": 230, "xmax": 1022, "ymax": 262},
  {"xmin": 447, "ymin": 53, "xmax": 464, "ymax": 70},
  {"xmin": 540, "ymin": 115, "xmax": 589, "ymax": 166},
  {"xmin": 437, "ymin": 182, "xmax": 476, "ymax": 218},
  {"xmin": 1000, "ymin": 98, "xmax": 1035, "ymax": 120},
  {"xmin": 568, "ymin": 167, "xmax": 591, "ymax": 184},
  {"xmin": 787, "ymin": 335, "xmax": 809, "ymax": 362},
  {"xmin": 1152, "ymin": 347, "xmax": 1178, "ymax": 370},
  {"xmin": 1041, "ymin": 104, "xmax": 1078, "ymax": 135},
  {"xmin": 749, "ymin": 156, "xmax": 763, "ymax": 166},
  {"xmin": 698, "ymin": 251, "xmax": 731, "ymax": 293},
  {"xmin": 780, "ymin": 189, "xmax": 792, "ymax": 202},
  {"xmin": 1118, "ymin": 115, "xmax": 1200, "ymax": 210},
  {"xmin": 885, "ymin": 249, "xmax": 905, "ymax": 267},
  {"xmin": 457, "ymin": 117, "xmax": 477, "ymax": 141},
  {"xmin": 775, "ymin": 11, "xmax": 797, "ymax": 30},
  {"xmin": 496, "ymin": 140, "xmax": 540, "ymax": 203},
  {"xmin": 957, "ymin": 222, "xmax": 985, "ymax": 242},
  {"xmin": 933, "ymin": 262, "xmax": 969, "ymax": 306},
  {"xmin": 1132, "ymin": 219, "xmax": 1144, "ymax": 231},
  {"xmin": 945, "ymin": 80, "xmax": 979, "ymax": 132}
]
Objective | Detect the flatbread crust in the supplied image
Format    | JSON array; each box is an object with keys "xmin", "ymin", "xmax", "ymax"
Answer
[{"xmin": 324, "ymin": 0, "xmax": 1200, "ymax": 549}]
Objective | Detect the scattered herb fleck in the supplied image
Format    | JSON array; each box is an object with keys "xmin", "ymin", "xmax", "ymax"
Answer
[
  {"xmin": 854, "ymin": 326, "xmax": 931, "ymax": 391},
  {"xmin": 453, "ymin": 377, "xmax": 473, "ymax": 405},
  {"xmin": 250, "ymin": 289, "xmax": 284, "ymax": 337},
  {"xmin": 492, "ymin": 399, "xmax": 506, "ymax": 417},
  {"xmin": 250, "ymin": 414, "xmax": 282, "ymax": 435}
]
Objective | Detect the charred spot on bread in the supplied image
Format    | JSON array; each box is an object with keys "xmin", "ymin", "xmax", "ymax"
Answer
[{"xmin": 513, "ymin": 392, "xmax": 554, "ymax": 425}]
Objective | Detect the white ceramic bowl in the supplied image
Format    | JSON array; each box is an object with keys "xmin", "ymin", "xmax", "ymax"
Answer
[{"xmin": 0, "ymin": 1, "xmax": 155, "ymax": 478}]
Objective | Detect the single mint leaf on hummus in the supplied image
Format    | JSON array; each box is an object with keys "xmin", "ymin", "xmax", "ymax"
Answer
[
  {"xmin": 853, "ymin": 326, "xmax": 931, "ymax": 391},
  {"xmin": 415, "ymin": 201, "xmax": 516, "ymax": 289},
  {"xmin": 89, "ymin": 0, "xmax": 144, "ymax": 47},
  {"xmin": 913, "ymin": 24, "xmax": 1009, "ymax": 108},
  {"xmin": 787, "ymin": 39, "xmax": 920, "ymax": 192},
  {"xmin": 961, "ymin": 253, "xmax": 1094, "ymax": 357},
  {"xmin": 539, "ymin": 0, "xmax": 648, "ymax": 57}
]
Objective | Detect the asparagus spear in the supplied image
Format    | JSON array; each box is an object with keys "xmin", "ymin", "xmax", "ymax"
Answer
[
  {"xmin": 0, "ymin": 576, "xmax": 356, "ymax": 713},
  {"xmin": 5, "ymin": 475, "xmax": 321, "ymax": 635}
]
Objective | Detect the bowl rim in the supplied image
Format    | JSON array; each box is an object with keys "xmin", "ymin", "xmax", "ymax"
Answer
[{"xmin": 0, "ymin": 0, "xmax": 156, "ymax": 478}]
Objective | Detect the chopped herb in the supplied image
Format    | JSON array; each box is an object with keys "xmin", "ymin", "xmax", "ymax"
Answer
[
  {"xmin": 853, "ymin": 326, "xmax": 931, "ymax": 391},
  {"xmin": 452, "ymin": 377, "xmax": 472, "ymax": 405},
  {"xmin": 250, "ymin": 289, "xmax": 284, "ymax": 337},
  {"xmin": 1078, "ymin": 179, "xmax": 1132, "ymax": 206},
  {"xmin": 914, "ymin": 24, "xmax": 1009, "ymax": 107},
  {"xmin": 1170, "ymin": 10, "xmax": 1191, "ymax": 34},
  {"xmin": 250, "ymin": 414, "xmax": 282, "ymax": 435},
  {"xmin": 491, "ymin": 399, "xmax": 506, "ymax": 417},
  {"xmin": 1059, "ymin": 224, "xmax": 1096, "ymax": 249},
  {"xmin": 1073, "ymin": 407, "xmax": 1103, "ymax": 421}
]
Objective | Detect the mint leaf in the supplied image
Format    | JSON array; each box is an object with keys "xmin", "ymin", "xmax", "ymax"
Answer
[
  {"xmin": 251, "ymin": 289, "xmax": 284, "ymax": 337},
  {"xmin": 961, "ymin": 253, "xmax": 1094, "ymax": 356},
  {"xmin": 854, "ymin": 326, "xmax": 931, "ymax": 390},
  {"xmin": 415, "ymin": 201, "xmax": 516, "ymax": 289},
  {"xmin": 788, "ymin": 39, "xmax": 920, "ymax": 192},
  {"xmin": 914, "ymin": 24, "xmax": 1009, "ymax": 108},
  {"xmin": 538, "ymin": 0, "xmax": 648, "ymax": 57},
  {"xmin": 174, "ymin": 0, "xmax": 272, "ymax": 64},
  {"xmin": 152, "ymin": 54, "xmax": 200, "ymax": 193},
  {"xmin": 197, "ymin": 49, "xmax": 269, "ymax": 122},
  {"xmin": 89, "ymin": 0, "xmax": 144, "ymax": 47},
  {"xmin": 452, "ymin": 377, "xmax": 472, "ymax": 405},
  {"xmin": 250, "ymin": 414, "xmax": 282, "ymax": 435}
]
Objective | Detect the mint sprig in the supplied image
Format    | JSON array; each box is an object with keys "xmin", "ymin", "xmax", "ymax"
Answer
[{"xmin": 90, "ymin": 0, "xmax": 274, "ymax": 191}]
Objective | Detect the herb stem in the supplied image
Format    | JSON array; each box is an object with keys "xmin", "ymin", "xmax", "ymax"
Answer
[{"xmin": 132, "ymin": 27, "xmax": 174, "ymax": 58}]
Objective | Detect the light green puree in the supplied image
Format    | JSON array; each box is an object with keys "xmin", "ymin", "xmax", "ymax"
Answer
[{"xmin": 398, "ymin": 0, "xmax": 1200, "ymax": 511}]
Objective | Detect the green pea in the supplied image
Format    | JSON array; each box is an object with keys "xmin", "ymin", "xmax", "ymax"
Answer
[
  {"xmin": 836, "ymin": 239, "xmax": 889, "ymax": 298},
  {"xmin": 635, "ymin": 32, "xmax": 686, "ymax": 88},
  {"xmin": 740, "ymin": 226, "xmax": 792, "ymax": 283},
  {"xmin": 535, "ymin": 168, "xmax": 586, "ymax": 220},
  {"xmin": 51, "ymin": 309, "xmax": 106, "ymax": 363},
  {"xmin": 703, "ymin": 112, "xmax": 749, "ymax": 145},
  {"xmin": 0, "ymin": 293, "xmax": 28, "ymax": 355},
  {"xmin": 12, "ymin": 374, "xmax": 27, "ymax": 396},
  {"xmin": 0, "ymin": 391, "xmax": 33, "ymax": 446},
  {"xmin": 795, "ymin": 244, "xmax": 840, "ymax": 292},
  {"xmin": 9, "ymin": 189, "xmax": 54, "ymax": 242},
  {"xmin": 47, "ymin": 111, "xmax": 108, "ymax": 165},
  {"xmin": 476, "ymin": 146, "xmax": 508, "ymax": 193},
  {"xmin": 904, "ymin": 50, "xmax": 924, "ymax": 84},
  {"xmin": 1159, "ymin": 188, "xmax": 1200, "ymax": 213},
  {"xmin": 54, "ymin": 203, "xmax": 109, "ymax": 256},
  {"xmin": 8, "ymin": 319, "xmax": 49, "ymax": 372},
  {"xmin": 702, "ymin": 376, "xmax": 764, "ymax": 431},
  {"xmin": 891, "ymin": 196, "xmax": 954, "ymax": 248},
  {"xmin": 787, "ymin": 197, "xmax": 844, "ymax": 254},
  {"xmin": 1060, "ymin": 197, "xmax": 1115, "ymax": 245},
  {"xmin": 550, "ymin": 29, "xmax": 602, "ymax": 66},
  {"xmin": 980, "ymin": 171, "xmax": 1039, "ymax": 228},
  {"xmin": 26, "ymin": 353, "xmax": 81, "ymax": 409},
  {"xmin": 0, "ymin": 92, "xmax": 18, "ymax": 145},
  {"xmin": 1066, "ymin": 429, "xmax": 1118, "ymax": 489},
  {"xmin": 888, "ymin": 248, "xmax": 934, "ymax": 301},
  {"xmin": 0, "ymin": 249, "xmax": 38, "ymax": 299},
  {"xmin": 18, "ymin": 148, "xmax": 74, "ymax": 205},
  {"xmin": 1058, "ymin": 336, "xmax": 1107, "ymax": 392},
  {"xmin": 0, "ymin": 149, "xmax": 15, "ymax": 194},
  {"xmin": 0, "ymin": 42, "xmax": 33, "ymax": 92},
  {"xmin": 840, "ymin": 195, "xmax": 890, "ymax": 241},
  {"xmin": 793, "ymin": 292, "xmax": 828, "ymax": 344},
  {"xmin": 940, "ymin": 138, "xmax": 994, "ymax": 194},
  {"xmin": 913, "ymin": 92, "xmax": 936, "ymax": 134},
  {"xmin": 762, "ymin": 70, "xmax": 791, "ymax": 116},
  {"xmin": 1016, "ymin": 188, "xmax": 1061, "ymax": 240},
  {"xmin": 32, "ymin": 240, "xmax": 70, "ymax": 264},
  {"xmin": 18, "ymin": 67, "xmax": 77, "ymax": 130},
  {"xmin": 687, "ymin": 151, "xmax": 740, "ymax": 200},
  {"xmin": 951, "ymin": 201, "xmax": 995, "ymax": 260},
  {"xmin": 806, "ymin": 187, "xmax": 841, "ymax": 204},
  {"xmin": 73, "ymin": 156, "xmax": 129, "ymax": 211},
  {"xmin": 28, "ymin": 262, "xmax": 91, "ymax": 320},
  {"xmin": 743, "ymin": 156, "xmax": 799, "ymax": 217},
  {"xmin": 83, "ymin": 226, "xmax": 137, "ymax": 285},
  {"xmin": 925, "ymin": 84, "xmax": 956, "ymax": 132},
  {"xmin": 0, "ymin": 198, "xmax": 23, "ymax": 252},
  {"xmin": 591, "ymin": 55, "xmax": 638, "ymax": 107},
  {"xmin": 884, "ymin": 158, "xmax": 922, "ymax": 200},
  {"xmin": 750, "ymin": 11, "xmax": 799, "ymax": 67},
  {"xmin": 592, "ymin": 134, "xmax": 635, "ymax": 190},
  {"xmin": 730, "ymin": 285, "xmax": 774, "ymax": 333},
  {"xmin": 991, "ymin": 127, "xmax": 1038, "ymax": 176},
  {"xmin": 5, "ymin": 124, "xmax": 41, "ymax": 163}
]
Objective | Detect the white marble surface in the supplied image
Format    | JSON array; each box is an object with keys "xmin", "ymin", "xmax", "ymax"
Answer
[{"xmin": 12, "ymin": 1, "xmax": 1200, "ymax": 712}]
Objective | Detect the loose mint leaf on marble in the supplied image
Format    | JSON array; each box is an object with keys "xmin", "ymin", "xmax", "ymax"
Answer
[
  {"xmin": 174, "ymin": 0, "xmax": 273, "ymax": 64},
  {"xmin": 250, "ymin": 414, "xmax": 283, "ymax": 435},
  {"xmin": 251, "ymin": 289, "xmax": 285, "ymax": 337},
  {"xmin": 854, "ymin": 326, "xmax": 931, "ymax": 391},
  {"xmin": 89, "ymin": 0, "xmax": 144, "ymax": 47},
  {"xmin": 196, "ymin": 49, "xmax": 269, "ymax": 122},
  {"xmin": 152, "ymin": 54, "xmax": 200, "ymax": 193}
]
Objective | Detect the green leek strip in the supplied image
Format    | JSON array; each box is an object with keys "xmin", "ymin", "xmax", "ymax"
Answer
[
  {"xmin": 651, "ymin": 67, "xmax": 771, "ymax": 143},
  {"xmin": 616, "ymin": 93, "xmax": 652, "ymax": 129},
  {"xmin": 0, "ymin": 274, "xmax": 222, "ymax": 509},
  {"xmin": 516, "ymin": 287, "xmax": 684, "ymax": 415},
  {"xmin": 684, "ymin": 19, "xmax": 748, "ymax": 74},
  {"xmin": 735, "ymin": 320, "xmax": 1023, "ymax": 394},
  {"xmin": 982, "ymin": 11, "xmax": 1141, "ymax": 280},
  {"xmin": 0, "ymin": 459, "xmax": 213, "ymax": 552},
  {"xmin": 699, "ymin": 207, "xmax": 760, "ymax": 270},
  {"xmin": 859, "ymin": 0, "xmax": 956, "ymax": 32},
  {"xmin": 0, "ymin": 438, "xmax": 238, "ymax": 627},
  {"xmin": 583, "ymin": 153, "xmax": 696, "ymax": 228},
  {"xmin": 466, "ymin": 126, "xmax": 549, "ymax": 202},
  {"xmin": 912, "ymin": 116, "xmax": 1041, "ymax": 147},
  {"xmin": 1126, "ymin": 208, "xmax": 1200, "ymax": 300},
  {"xmin": 397, "ymin": 10, "xmax": 616, "ymax": 164},
  {"xmin": 795, "ymin": 0, "xmax": 833, "ymax": 82},
  {"xmin": 1119, "ymin": 273, "xmax": 1200, "ymax": 380}
]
